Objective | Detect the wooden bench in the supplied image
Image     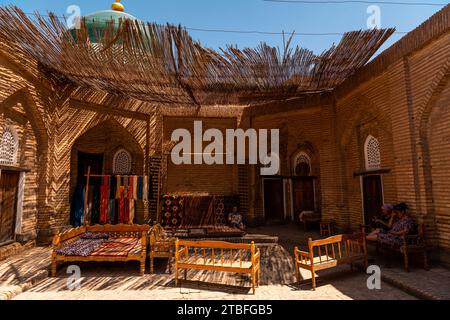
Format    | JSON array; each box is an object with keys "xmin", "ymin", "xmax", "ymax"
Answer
[
  {"xmin": 149, "ymin": 223, "xmax": 175, "ymax": 273},
  {"xmin": 175, "ymin": 240, "xmax": 261, "ymax": 294},
  {"xmin": 52, "ymin": 224, "xmax": 150, "ymax": 276},
  {"xmin": 362, "ymin": 223, "xmax": 429, "ymax": 272},
  {"xmin": 294, "ymin": 233, "xmax": 368, "ymax": 290}
]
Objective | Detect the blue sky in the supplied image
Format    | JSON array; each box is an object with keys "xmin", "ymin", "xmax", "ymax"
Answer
[{"xmin": 0, "ymin": 0, "xmax": 446, "ymax": 55}]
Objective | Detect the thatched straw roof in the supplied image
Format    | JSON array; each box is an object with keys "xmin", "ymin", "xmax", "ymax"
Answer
[{"xmin": 0, "ymin": 6, "xmax": 394, "ymax": 106}]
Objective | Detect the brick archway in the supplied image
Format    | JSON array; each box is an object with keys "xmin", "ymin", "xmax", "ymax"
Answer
[{"xmin": 69, "ymin": 119, "xmax": 145, "ymax": 198}]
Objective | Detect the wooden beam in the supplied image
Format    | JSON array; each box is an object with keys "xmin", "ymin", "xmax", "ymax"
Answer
[
  {"xmin": 0, "ymin": 165, "xmax": 32, "ymax": 172},
  {"xmin": 69, "ymin": 98, "xmax": 149, "ymax": 121},
  {"xmin": 353, "ymin": 168, "xmax": 391, "ymax": 177}
]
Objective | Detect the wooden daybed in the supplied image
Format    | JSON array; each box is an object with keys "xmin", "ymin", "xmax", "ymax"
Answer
[
  {"xmin": 51, "ymin": 224, "xmax": 150, "ymax": 276},
  {"xmin": 175, "ymin": 240, "xmax": 261, "ymax": 294}
]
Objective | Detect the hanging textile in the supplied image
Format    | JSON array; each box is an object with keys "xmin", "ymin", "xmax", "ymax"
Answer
[
  {"xmin": 127, "ymin": 176, "xmax": 133, "ymax": 224},
  {"xmin": 137, "ymin": 176, "xmax": 143, "ymax": 200},
  {"xmin": 118, "ymin": 186, "xmax": 125, "ymax": 224},
  {"xmin": 108, "ymin": 199, "xmax": 116, "ymax": 224},
  {"xmin": 182, "ymin": 196, "xmax": 214, "ymax": 227},
  {"xmin": 91, "ymin": 185, "xmax": 101, "ymax": 225},
  {"xmin": 99, "ymin": 176, "xmax": 109, "ymax": 224},
  {"xmin": 116, "ymin": 175, "xmax": 121, "ymax": 199},
  {"xmin": 132, "ymin": 176, "xmax": 138, "ymax": 200},
  {"xmin": 124, "ymin": 176, "xmax": 128, "ymax": 199},
  {"xmin": 71, "ymin": 184, "xmax": 85, "ymax": 227},
  {"xmin": 160, "ymin": 195, "xmax": 183, "ymax": 228},
  {"xmin": 129, "ymin": 200, "xmax": 135, "ymax": 224},
  {"xmin": 109, "ymin": 176, "xmax": 116, "ymax": 200}
]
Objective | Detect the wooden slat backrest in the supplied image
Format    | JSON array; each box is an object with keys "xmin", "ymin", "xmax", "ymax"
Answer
[
  {"xmin": 176, "ymin": 240, "xmax": 257, "ymax": 267},
  {"xmin": 308, "ymin": 233, "xmax": 366, "ymax": 260},
  {"xmin": 54, "ymin": 226, "xmax": 86, "ymax": 247},
  {"xmin": 87, "ymin": 224, "xmax": 150, "ymax": 233},
  {"xmin": 178, "ymin": 240, "xmax": 252, "ymax": 250}
]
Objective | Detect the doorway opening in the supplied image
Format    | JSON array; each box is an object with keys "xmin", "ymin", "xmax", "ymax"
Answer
[
  {"xmin": 293, "ymin": 176, "xmax": 315, "ymax": 215},
  {"xmin": 362, "ymin": 175, "xmax": 384, "ymax": 224},
  {"xmin": 0, "ymin": 171, "xmax": 20, "ymax": 244},
  {"xmin": 263, "ymin": 178, "xmax": 285, "ymax": 222},
  {"xmin": 77, "ymin": 152, "xmax": 104, "ymax": 186}
]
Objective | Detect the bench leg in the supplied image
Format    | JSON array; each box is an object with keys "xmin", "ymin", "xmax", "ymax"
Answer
[
  {"xmin": 311, "ymin": 269, "xmax": 316, "ymax": 290},
  {"xmin": 252, "ymin": 269, "xmax": 256, "ymax": 294},
  {"xmin": 168, "ymin": 257, "xmax": 172, "ymax": 274},
  {"xmin": 140, "ymin": 258, "xmax": 146, "ymax": 276},
  {"xmin": 295, "ymin": 260, "xmax": 300, "ymax": 284},
  {"xmin": 150, "ymin": 256, "xmax": 154, "ymax": 274},
  {"xmin": 257, "ymin": 267, "xmax": 261, "ymax": 287},
  {"xmin": 175, "ymin": 267, "xmax": 179, "ymax": 287},
  {"xmin": 184, "ymin": 269, "xmax": 187, "ymax": 280},
  {"xmin": 51, "ymin": 260, "xmax": 57, "ymax": 277},
  {"xmin": 403, "ymin": 249, "xmax": 409, "ymax": 272}
]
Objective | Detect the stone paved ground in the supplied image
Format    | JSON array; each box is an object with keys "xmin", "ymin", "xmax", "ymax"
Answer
[{"xmin": 2, "ymin": 224, "xmax": 449, "ymax": 300}]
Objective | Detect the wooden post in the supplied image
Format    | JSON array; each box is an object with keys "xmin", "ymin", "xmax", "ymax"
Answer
[
  {"xmin": 251, "ymin": 241, "xmax": 256, "ymax": 294},
  {"xmin": 83, "ymin": 166, "xmax": 91, "ymax": 226}
]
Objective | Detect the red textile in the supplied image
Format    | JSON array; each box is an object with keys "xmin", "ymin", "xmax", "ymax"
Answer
[
  {"xmin": 118, "ymin": 186, "xmax": 125, "ymax": 224},
  {"xmin": 128, "ymin": 176, "xmax": 134, "ymax": 224},
  {"xmin": 99, "ymin": 176, "xmax": 109, "ymax": 224}
]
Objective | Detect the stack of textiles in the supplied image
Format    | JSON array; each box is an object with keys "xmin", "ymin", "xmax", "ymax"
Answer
[
  {"xmin": 71, "ymin": 175, "xmax": 152, "ymax": 227},
  {"xmin": 160, "ymin": 195, "xmax": 240, "ymax": 229}
]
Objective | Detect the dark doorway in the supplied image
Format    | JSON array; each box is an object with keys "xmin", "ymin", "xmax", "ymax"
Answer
[
  {"xmin": 77, "ymin": 152, "xmax": 104, "ymax": 185},
  {"xmin": 362, "ymin": 175, "xmax": 383, "ymax": 224},
  {"xmin": 263, "ymin": 179, "xmax": 284, "ymax": 221},
  {"xmin": 0, "ymin": 171, "xmax": 20, "ymax": 244},
  {"xmin": 293, "ymin": 177, "xmax": 315, "ymax": 218}
]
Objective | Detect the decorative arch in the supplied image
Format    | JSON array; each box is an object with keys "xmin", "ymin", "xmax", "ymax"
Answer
[
  {"xmin": 0, "ymin": 126, "xmax": 19, "ymax": 165},
  {"xmin": 364, "ymin": 135, "xmax": 381, "ymax": 170},
  {"xmin": 113, "ymin": 148, "xmax": 132, "ymax": 175},
  {"xmin": 418, "ymin": 68, "xmax": 450, "ymax": 219},
  {"xmin": 70, "ymin": 119, "xmax": 145, "ymax": 195},
  {"xmin": 0, "ymin": 87, "xmax": 49, "ymax": 241},
  {"xmin": 293, "ymin": 151, "xmax": 312, "ymax": 176}
]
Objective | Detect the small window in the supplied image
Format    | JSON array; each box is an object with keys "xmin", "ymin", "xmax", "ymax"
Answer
[
  {"xmin": 0, "ymin": 126, "xmax": 18, "ymax": 165},
  {"xmin": 364, "ymin": 135, "xmax": 381, "ymax": 170},
  {"xmin": 113, "ymin": 148, "xmax": 132, "ymax": 175},
  {"xmin": 294, "ymin": 152, "xmax": 311, "ymax": 176}
]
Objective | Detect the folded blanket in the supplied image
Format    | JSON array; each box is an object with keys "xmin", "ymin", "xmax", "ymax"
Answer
[{"xmin": 57, "ymin": 238, "xmax": 107, "ymax": 257}]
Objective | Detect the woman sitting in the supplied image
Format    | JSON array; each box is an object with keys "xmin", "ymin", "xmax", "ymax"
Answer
[
  {"xmin": 366, "ymin": 204, "xmax": 395, "ymax": 241},
  {"xmin": 228, "ymin": 206, "xmax": 245, "ymax": 231},
  {"xmin": 377, "ymin": 202, "xmax": 416, "ymax": 249}
]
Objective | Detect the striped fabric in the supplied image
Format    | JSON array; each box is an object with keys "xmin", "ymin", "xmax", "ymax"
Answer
[{"xmin": 90, "ymin": 237, "xmax": 141, "ymax": 257}]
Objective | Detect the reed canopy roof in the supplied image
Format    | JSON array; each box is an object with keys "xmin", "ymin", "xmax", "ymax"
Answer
[{"xmin": 0, "ymin": 6, "xmax": 394, "ymax": 106}]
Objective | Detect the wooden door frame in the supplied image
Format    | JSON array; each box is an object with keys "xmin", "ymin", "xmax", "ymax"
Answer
[
  {"xmin": 291, "ymin": 176, "xmax": 318, "ymax": 216},
  {"xmin": 360, "ymin": 174, "xmax": 384, "ymax": 225},
  {"xmin": 0, "ymin": 169, "xmax": 23, "ymax": 246},
  {"xmin": 261, "ymin": 177, "xmax": 286, "ymax": 221}
]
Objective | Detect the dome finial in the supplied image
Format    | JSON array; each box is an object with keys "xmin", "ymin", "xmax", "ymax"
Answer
[{"xmin": 112, "ymin": 0, "xmax": 125, "ymax": 12}]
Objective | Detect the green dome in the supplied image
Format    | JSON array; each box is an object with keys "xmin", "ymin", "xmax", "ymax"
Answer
[{"xmin": 70, "ymin": 10, "xmax": 140, "ymax": 43}]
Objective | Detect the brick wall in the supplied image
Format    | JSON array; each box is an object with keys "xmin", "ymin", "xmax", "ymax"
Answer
[{"xmin": 162, "ymin": 116, "xmax": 238, "ymax": 196}]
